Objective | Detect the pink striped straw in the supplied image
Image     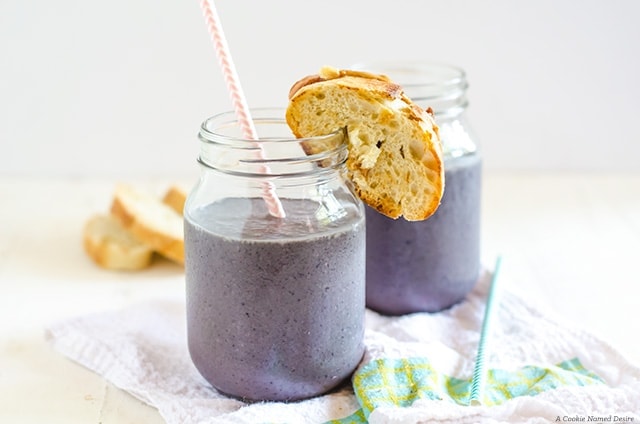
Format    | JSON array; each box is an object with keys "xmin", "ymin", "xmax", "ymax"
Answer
[{"xmin": 200, "ymin": 0, "xmax": 286, "ymax": 218}]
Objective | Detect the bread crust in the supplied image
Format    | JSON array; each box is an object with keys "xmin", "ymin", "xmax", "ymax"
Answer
[
  {"xmin": 83, "ymin": 214, "xmax": 154, "ymax": 270},
  {"xmin": 162, "ymin": 185, "xmax": 188, "ymax": 215},
  {"xmin": 110, "ymin": 184, "xmax": 184, "ymax": 264},
  {"xmin": 286, "ymin": 67, "xmax": 444, "ymax": 221}
]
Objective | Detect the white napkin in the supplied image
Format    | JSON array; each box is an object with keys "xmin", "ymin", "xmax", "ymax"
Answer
[{"xmin": 45, "ymin": 271, "xmax": 640, "ymax": 424}]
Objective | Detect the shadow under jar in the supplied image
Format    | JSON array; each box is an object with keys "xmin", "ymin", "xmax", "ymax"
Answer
[
  {"xmin": 353, "ymin": 62, "xmax": 482, "ymax": 315},
  {"xmin": 184, "ymin": 109, "xmax": 366, "ymax": 401}
]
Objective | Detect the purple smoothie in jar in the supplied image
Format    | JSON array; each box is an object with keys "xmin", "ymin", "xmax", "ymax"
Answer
[
  {"xmin": 354, "ymin": 62, "xmax": 482, "ymax": 314},
  {"xmin": 184, "ymin": 109, "xmax": 366, "ymax": 401},
  {"xmin": 185, "ymin": 197, "xmax": 365, "ymax": 401}
]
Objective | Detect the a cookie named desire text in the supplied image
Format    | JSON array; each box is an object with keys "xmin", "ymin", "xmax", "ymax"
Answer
[{"xmin": 556, "ymin": 415, "xmax": 635, "ymax": 422}]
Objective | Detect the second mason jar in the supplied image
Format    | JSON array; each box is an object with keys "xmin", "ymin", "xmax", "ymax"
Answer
[
  {"xmin": 184, "ymin": 109, "xmax": 366, "ymax": 401},
  {"xmin": 354, "ymin": 62, "xmax": 482, "ymax": 315}
]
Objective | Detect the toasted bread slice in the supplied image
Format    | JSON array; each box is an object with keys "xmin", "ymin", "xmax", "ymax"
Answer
[
  {"xmin": 111, "ymin": 184, "xmax": 184, "ymax": 264},
  {"xmin": 286, "ymin": 67, "xmax": 444, "ymax": 221},
  {"xmin": 162, "ymin": 184, "xmax": 188, "ymax": 215},
  {"xmin": 83, "ymin": 214, "xmax": 154, "ymax": 270}
]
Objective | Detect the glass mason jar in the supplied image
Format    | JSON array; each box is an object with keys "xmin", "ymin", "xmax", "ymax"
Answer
[
  {"xmin": 184, "ymin": 108, "xmax": 366, "ymax": 401},
  {"xmin": 353, "ymin": 62, "xmax": 482, "ymax": 315}
]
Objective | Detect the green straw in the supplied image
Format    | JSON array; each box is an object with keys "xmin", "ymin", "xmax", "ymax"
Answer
[{"xmin": 468, "ymin": 255, "xmax": 503, "ymax": 406}]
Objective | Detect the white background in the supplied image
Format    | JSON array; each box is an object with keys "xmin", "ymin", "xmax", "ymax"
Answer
[{"xmin": 1, "ymin": 0, "xmax": 639, "ymax": 178}]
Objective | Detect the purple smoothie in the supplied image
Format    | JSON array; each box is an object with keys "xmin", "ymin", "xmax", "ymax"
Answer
[
  {"xmin": 185, "ymin": 197, "xmax": 365, "ymax": 401},
  {"xmin": 365, "ymin": 153, "xmax": 482, "ymax": 314}
]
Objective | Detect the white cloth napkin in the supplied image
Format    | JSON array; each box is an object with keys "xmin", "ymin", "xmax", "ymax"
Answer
[{"xmin": 45, "ymin": 270, "xmax": 640, "ymax": 424}]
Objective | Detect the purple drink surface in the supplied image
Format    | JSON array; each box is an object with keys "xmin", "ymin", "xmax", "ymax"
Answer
[
  {"xmin": 365, "ymin": 153, "xmax": 482, "ymax": 314},
  {"xmin": 184, "ymin": 197, "xmax": 365, "ymax": 401}
]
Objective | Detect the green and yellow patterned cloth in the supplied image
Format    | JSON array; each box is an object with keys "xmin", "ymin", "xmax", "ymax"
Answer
[{"xmin": 328, "ymin": 357, "xmax": 604, "ymax": 423}]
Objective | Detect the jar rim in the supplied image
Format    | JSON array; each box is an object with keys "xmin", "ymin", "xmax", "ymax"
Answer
[
  {"xmin": 351, "ymin": 62, "xmax": 469, "ymax": 117},
  {"xmin": 351, "ymin": 61, "xmax": 466, "ymax": 89},
  {"xmin": 197, "ymin": 108, "xmax": 348, "ymax": 177},
  {"xmin": 199, "ymin": 107, "xmax": 344, "ymax": 145}
]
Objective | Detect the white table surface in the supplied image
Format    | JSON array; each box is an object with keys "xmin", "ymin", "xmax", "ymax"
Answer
[{"xmin": 1, "ymin": 173, "xmax": 639, "ymax": 423}]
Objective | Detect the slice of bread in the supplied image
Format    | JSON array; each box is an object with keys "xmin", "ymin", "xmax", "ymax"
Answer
[
  {"xmin": 110, "ymin": 184, "xmax": 184, "ymax": 264},
  {"xmin": 286, "ymin": 66, "xmax": 444, "ymax": 221},
  {"xmin": 83, "ymin": 214, "xmax": 154, "ymax": 270},
  {"xmin": 162, "ymin": 185, "xmax": 188, "ymax": 216}
]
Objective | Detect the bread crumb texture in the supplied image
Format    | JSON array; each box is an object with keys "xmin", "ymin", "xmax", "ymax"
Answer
[
  {"xmin": 286, "ymin": 67, "xmax": 444, "ymax": 221},
  {"xmin": 83, "ymin": 214, "xmax": 154, "ymax": 271}
]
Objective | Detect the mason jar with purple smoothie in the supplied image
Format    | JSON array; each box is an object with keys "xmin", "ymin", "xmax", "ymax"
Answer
[
  {"xmin": 353, "ymin": 63, "xmax": 482, "ymax": 315},
  {"xmin": 184, "ymin": 108, "xmax": 366, "ymax": 401}
]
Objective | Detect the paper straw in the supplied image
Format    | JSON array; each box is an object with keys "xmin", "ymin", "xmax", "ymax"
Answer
[
  {"xmin": 468, "ymin": 255, "xmax": 503, "ymax": 406},
  {"xmin": 200, "ymin": 0, "xmax": 286, "ymax": 218}
]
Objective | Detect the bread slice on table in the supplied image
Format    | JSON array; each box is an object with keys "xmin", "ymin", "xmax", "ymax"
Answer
[
  {"xmin": 111, "ymin": 184, "xmax": 184, "ymax": 264},
  {"xmin": 286, "ymin": 66, "xmax": 444, "ymax": 221},
  {"xmin": 83, "ymin": 214, "xmax": 154, "ymax": 270},
  {"xmin": 162, "ymin": 184, "xmax": 188, "ymax": 216}
]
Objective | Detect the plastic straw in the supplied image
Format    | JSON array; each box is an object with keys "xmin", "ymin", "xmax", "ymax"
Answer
[
  {"xmin": 200, "ymin": 0, "xmax": 285, "ymax": 218},
  {"xmin": 468, "ymin": 255, "xmax": 503, "ymax": 406}
]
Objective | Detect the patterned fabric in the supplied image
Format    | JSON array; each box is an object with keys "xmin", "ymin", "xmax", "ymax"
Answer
[{"xmin": 327, "ymin": 357, "xmax": 604, "ymax": 423}]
